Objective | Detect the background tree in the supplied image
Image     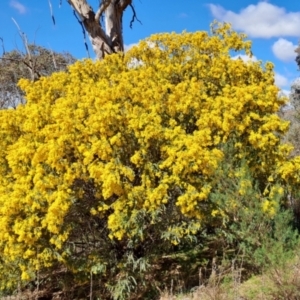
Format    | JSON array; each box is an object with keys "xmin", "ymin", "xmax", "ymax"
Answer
[
  {"xmin": 280, "ymin": 44, "xmax": 300, "ymax": 157},
  {"xmin": 0, "ymin": 44, "xmax": 75, "ymax": 108}
]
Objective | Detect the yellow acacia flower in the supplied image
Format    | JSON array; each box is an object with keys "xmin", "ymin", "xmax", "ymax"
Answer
[{"xmin": 0, "ymin": 22, "xmax": 297, "ymax": 288}]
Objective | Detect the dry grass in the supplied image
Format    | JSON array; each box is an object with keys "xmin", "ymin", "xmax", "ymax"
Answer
[{"xmin": 160, "ymin": 254, "xmax": 300, "ymax": 300}]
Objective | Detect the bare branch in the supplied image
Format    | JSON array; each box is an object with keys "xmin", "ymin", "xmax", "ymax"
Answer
[
  {"xmin": 100, "ymin": 41, "xmax": 110, "ymax": 58},
  {"xmin": 129, "ymin": 3, "xmax": 142, "ymax": 29},
  {"xmin": 67, "ymin": 0, "xmax": 94, "ymax": 20},
  {"xmin": 48, "ymin": 0, "xmax": 56, "ymax": 25},
  {"xmin": 0, "ymin": 37, "xmax": 5, "ymax": 55},
  {"xmin": 11, "ymin": 18, "xmax": 35, "ymax": 81},
  {"xmin": 0, "ymin": 57, "xmax": 41, "ymax": 79},
  {"xmin": 95, "ymin": 0, "xmax": 112, "ymax": 23},
  {"xmin": 11, "ymin": 18, "xmax": 30, "ymax": 58},
  {"xmin": 48, "ymin": 45, "xmax": 58, "ymax": 70},
  {"xmin": 73, "ymin": 10, "xmax": 91, "ymax": 58},
  {"xmin": 118, "ymin": 0, "xmax": 132, "ymax": 10}
]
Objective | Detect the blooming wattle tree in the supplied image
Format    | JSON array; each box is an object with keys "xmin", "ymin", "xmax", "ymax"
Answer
[{"xmin": 0, "ymin": 22, "xmax": 299, "ymax": 298}]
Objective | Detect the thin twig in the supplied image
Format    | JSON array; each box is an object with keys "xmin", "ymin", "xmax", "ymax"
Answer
[
  {"xmin": 48, "ymin": 44, "xmax": 58, "ymax": 70},
  {"xmin": 90, "ymin": 270, "xmax": 93, "ymax": 300},
  {"xmin": 48, "ymin": 0, "xmax": 56, "ymax": 25},
  {"xmin": 0, "ymin": 37, "xmax": 5, "ymax": 55},
  {"xmin": 11, "ymin": 17, "xmax": 36, "ymax": 81},
  {"xmin": 73, "ymin": 10, "xmax": 90, "ymax": 58},
  {"xmin": 129, "ymin": 3, "xmax": 142, "ymax": 29}
]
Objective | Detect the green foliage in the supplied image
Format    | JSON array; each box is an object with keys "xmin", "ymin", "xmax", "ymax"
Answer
[{"xmin": 207, "ymin": 154, "xmax": 299, "ymax": 268}]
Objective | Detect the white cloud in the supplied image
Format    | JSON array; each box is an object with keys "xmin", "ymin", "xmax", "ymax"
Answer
[
  {"xmin": 125, "ymin": 41, "xmax": 158, "ymax": 53},
  {"xmin": 127, "ymin": 57, "xmax": 144, "ymax": 68},
  {"xmin": 231, "ymin": 54, "xmax": 258, "ymax": 62},
  {"xmin": 280, "ymin": 89, "xmax": 291, "ymax": 97},
  {"xmin": 124, "ymin": 43, "xmax": 138, "ymax": 52},
  {"xmin": 272, "ymin": 38, "xmax": 297, "ymax": 62},
  {"xmin": 9, "ymin": 0, "xmax": 27, "ymax": 14},
  {"xmin": 208, "ymin": 2, "xmax": 300, "ymax": 38},
  {"xmin": 275, "ymin": 72, "xmax": 289, "ymax": 87}
]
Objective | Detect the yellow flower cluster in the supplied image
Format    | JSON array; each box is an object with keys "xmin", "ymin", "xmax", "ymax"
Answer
[
  {"xmin": 0, "ymin": 22, "xmax": 298, "ymax": 287},
  {"xmin": 261, "ymin": 185, "xmax": 284, "ymax": 217}
]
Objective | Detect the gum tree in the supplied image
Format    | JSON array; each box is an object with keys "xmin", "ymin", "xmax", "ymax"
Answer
[{"xmin": 66, "ymin": 0, "xmax": 136, "ymax": 59}]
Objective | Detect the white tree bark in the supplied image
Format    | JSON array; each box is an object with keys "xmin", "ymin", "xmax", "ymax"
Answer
[{"xmin": 67, "ymin": 0, "xmax": 132, "ymax": 59}]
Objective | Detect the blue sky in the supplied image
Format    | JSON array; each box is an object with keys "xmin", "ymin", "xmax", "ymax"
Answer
[{"xmin": 0, "ymin": 0, "xmax": 299, "ymax": 95}]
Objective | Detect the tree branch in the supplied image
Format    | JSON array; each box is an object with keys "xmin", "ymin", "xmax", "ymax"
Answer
[
  {"xmin": 48, "ymin": 0, "xmax": 55, "ymax": 25},
  {"xmin": 11, "ymin": 17, "xmax": 36, "ymax": 81},
  {"xmin": 117, "ymin": 0, "xmax": 132, "ymax": 11},
  {"xmin": 73, "ymin": 10, "xmax": 91, "ymax": 58},
  {"xmin": 129, "ymin": 3, "xmax": 142, "ymax": 29},
  {"xmin": 67, "ymin": 0, "xmax": 94, "ymax": 20},
  {"xmin": 0, "ymin": 37, "xmax": 5, "ymax": 55},
  {"xmin": 68, "ymin": 0, "xmax": 115, "ymax": 59},
  {"xmin": 95, "ymin": 0, "xmax": 112, "ymax": 23},
  {"xmin": 48, "ymin": 45, "xmax": 58, "ymax": 70},
  {"xmin": 0, "ymin": 57, "xmax": 41, "ymax": 79},
  {"xmin": 66, "ymin": 0, "xmax": 137, "ymax": 59}
]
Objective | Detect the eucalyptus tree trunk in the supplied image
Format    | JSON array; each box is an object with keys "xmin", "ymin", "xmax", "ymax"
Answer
[{"xmin": 67, "ymin": 0, "xmax": 132, "ymax": 59}]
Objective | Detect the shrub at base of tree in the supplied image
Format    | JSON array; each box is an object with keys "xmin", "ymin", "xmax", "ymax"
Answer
[{"xmin": 0, "ymin": 22, "xmax": 300, "ymax": 299}]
